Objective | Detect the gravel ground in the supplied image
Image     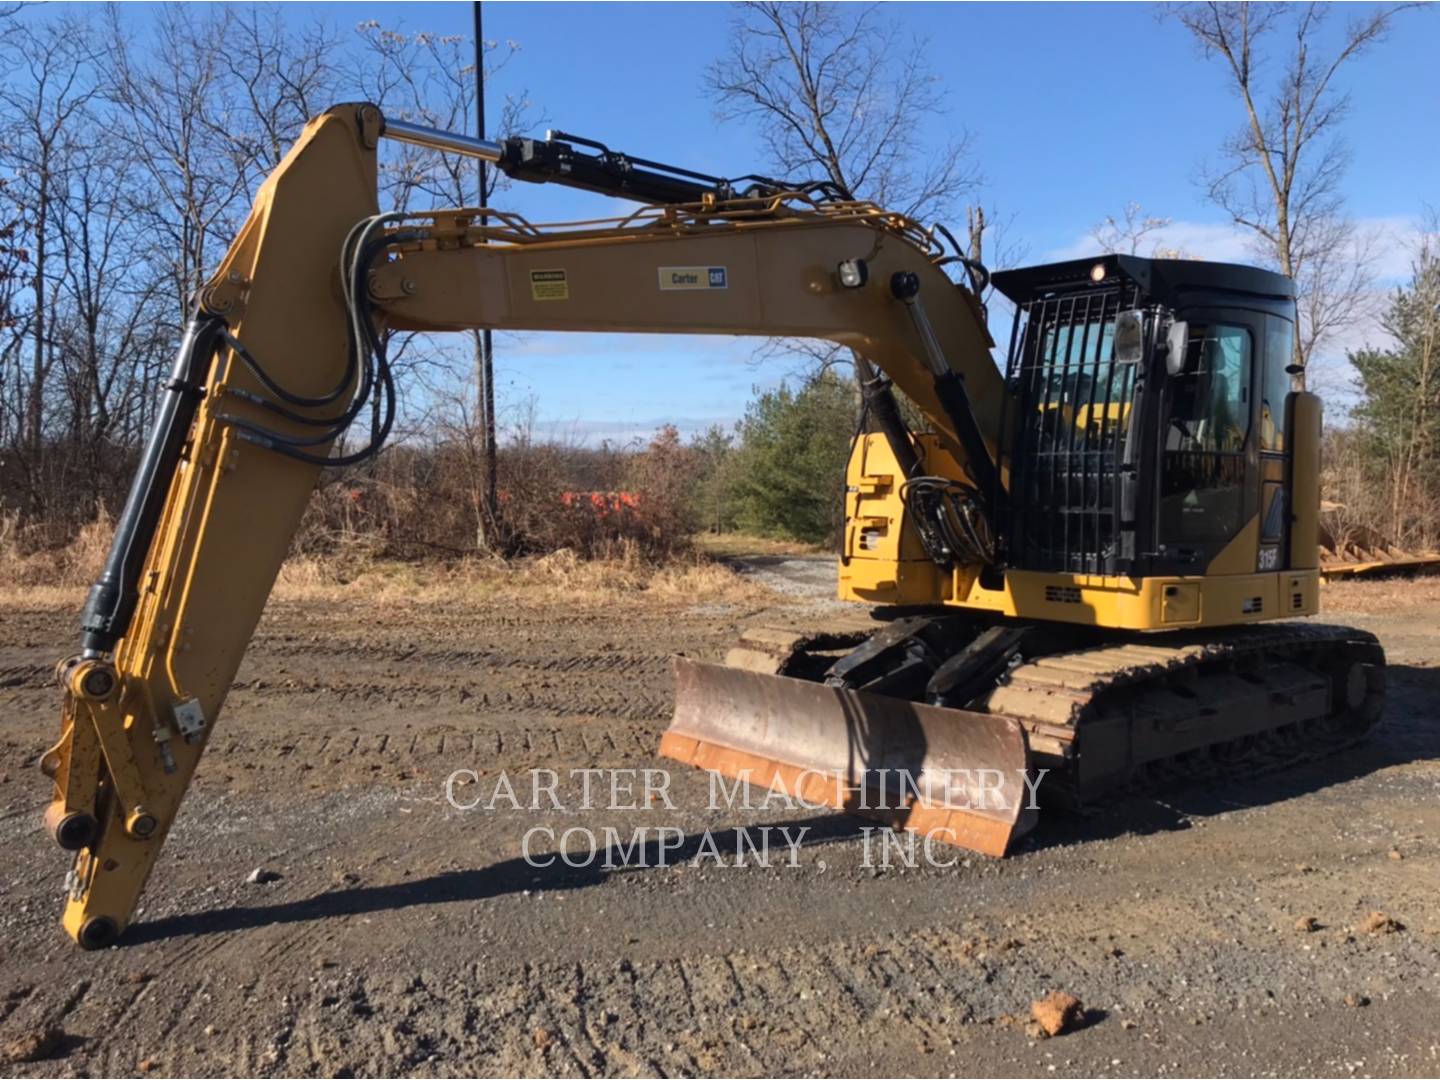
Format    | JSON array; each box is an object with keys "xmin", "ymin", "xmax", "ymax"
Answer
[{"xmin": 0, "ymin": 563, "xmax": 1437, "ymax": 1077}]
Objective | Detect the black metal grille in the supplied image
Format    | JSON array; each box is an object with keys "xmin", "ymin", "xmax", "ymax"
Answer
[{"xmin": 999, "ymin": 285, "xmax": 1141, "ymax": 576}]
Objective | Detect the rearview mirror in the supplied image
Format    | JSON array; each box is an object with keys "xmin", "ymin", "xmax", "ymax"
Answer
[
  {"xmin": 1114, "ymin": 310, "xmax": 1144, "ymax": 364},
  {"xmin": 1165, "ymin": 320, "xmax": 1190, "ymax": 375}
]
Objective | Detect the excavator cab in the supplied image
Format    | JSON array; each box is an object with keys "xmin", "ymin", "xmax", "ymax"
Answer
[
  {"xmin": 839, "ymin": 254, "xmax": 1317, "ymax": 625},
  {"xmin": 991, "ymin": 255, "xmax": 1303, "ymax": 583}
]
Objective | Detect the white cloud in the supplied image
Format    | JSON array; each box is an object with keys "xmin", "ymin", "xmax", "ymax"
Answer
[{"xmin": 1043, "ymin": 215, "xmax": 1426, "ymax": 399}]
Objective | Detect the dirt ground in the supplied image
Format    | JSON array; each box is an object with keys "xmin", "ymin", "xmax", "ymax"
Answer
[{"xmin": 1, "ymin": 558, "xmax": 1438, "ymax": 1078}]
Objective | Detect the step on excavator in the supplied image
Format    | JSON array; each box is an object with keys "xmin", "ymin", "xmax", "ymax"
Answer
[{"xmin": 41, "ymin": 104, "xmax": 1386, "ymax": 949}]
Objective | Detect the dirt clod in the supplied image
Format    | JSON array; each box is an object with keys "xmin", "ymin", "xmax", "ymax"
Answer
[
  {"xmin": 532, "ymin": 1027, "xmax": 554, "ymax": 1050},
  {"xmin": 1344, "ymin": 993, "xmax": 1371, "ymax": 1008},
  {"xmin": 1030, "ymin": 991, "xmax": 1084, "ymax": 1037},
  {"xmin": 1294, "ymin": 915, "xmax": 1320, "ymax": 932},
  {"xmin": 1358, "ymin": 911, "xmax": 1404, "ymax": 934},
  {"xmin": 2, "ymin": 1026, "xmax": 64, "ymax": 1065}
]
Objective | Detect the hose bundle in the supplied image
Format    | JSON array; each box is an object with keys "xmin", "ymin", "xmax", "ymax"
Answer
[
  {"xmin": 212, "ymin": 213, "xmax": 414, "ymax": 466},
  {"xmin": 901, "ymin": 475, "xmax": 996, "ymax": 568}
]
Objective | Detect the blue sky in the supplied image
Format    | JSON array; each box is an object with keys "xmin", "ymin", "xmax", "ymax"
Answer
[{"xmin": 152, "ymin": 3, "xmax": 1440, "ymax": 439}]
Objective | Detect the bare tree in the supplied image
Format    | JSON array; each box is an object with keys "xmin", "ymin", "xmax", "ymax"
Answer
[
  {"xmin": 351, "ymin": 23, "xmax": 532, "ymax": 211},
  {"xmin": 50, "ymin": 123, "xmax": 173, "ymax": 514},
  {"xmin": 1168, "ymin": 1, "xmax": 1419, "ymax": 369},
  {"xmin": 347, "ymin": 23, "xmax": 539, "ymax": 549},
  {"xmin": 211, "ymin": 7, "xmax": 341, "ymax": 186},
  {"xmin": 103, "ymin": 4, "xmax": 251, "ymax": 323},
  {"xmin": 0, "ymin": 174, "xmax": 31, "ymax": 452},
  {"xmin": 708, "ymin": 2, "xmax": 978, "ymax": 218},
  {"xmin": 0, "ymin": 15, "xmax": 97, "ymax": 510},
  {"xmin": 103, "ymin": 3, "xmax": 340, "ymax": 323},
  {"xmin": 709, "ymin": 2, "xmax": 984, "ymax": 377},
  {"xmin": 1091, "ymin": 202, "xmax": 1174, "ymax": 256}
]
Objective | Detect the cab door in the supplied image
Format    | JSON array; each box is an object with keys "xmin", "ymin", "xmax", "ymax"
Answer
[{"xmin": 1155, "ymin": 311, "xmax": 1263, "ymax": 572}]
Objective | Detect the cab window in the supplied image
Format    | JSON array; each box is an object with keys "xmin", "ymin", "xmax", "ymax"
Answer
[
  {"xmin": 1261, "ymin": 316, "xmax": 1294, "ymax": 451},
  {"xmin": 1160, "ymin": 324, "xmax": 1252, "ymax": 544}
]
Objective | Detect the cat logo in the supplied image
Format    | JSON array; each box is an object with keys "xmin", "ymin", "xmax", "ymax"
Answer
[{"xmin": 658, "ymin": 266, "xmax": 728, "ymax": 291}]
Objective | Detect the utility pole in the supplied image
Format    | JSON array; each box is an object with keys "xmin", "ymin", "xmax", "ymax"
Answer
[{"xmin": 473, "ymin": 0, "xmax": 499, "ymax": 547}]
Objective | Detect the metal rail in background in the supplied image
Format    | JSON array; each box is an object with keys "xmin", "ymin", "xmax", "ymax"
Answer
[{"xmin": 382, "ymin": 117, "xmax": 503, "ymax": 163}]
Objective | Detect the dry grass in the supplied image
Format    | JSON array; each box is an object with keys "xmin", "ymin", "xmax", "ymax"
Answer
[
  {"xmin": 1, "ymin": 519, "xmax": 780, "ymax": 614},
  {"xmin": 272, "ymin": 543, "xmax": 780, "ymax": 610},
  {"xmin": 2, "ymin": 548, "xmax": 779, "ymax": 614},
  {"xmin": 8, "ymin": 511, "xmax": 1431, "ymax": 621},
  {"xmin": 693, "ymin": 531, "xmax": 829, "ymax": 558},
  {"xmin": 0, "ymin": 510, "xmax": 114, "ymax": 608},
  {"xmin": 1319, "ymin": 573, "xmax": 1440, "ymax": 615}
]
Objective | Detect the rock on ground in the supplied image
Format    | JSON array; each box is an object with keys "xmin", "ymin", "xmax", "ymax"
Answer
[
  {"xmin": 1031, "ymin": 991, "xmax": 1085, "ymax": 1037},
  {"xmin": 1358, "ymin": 911, "xmax": 1404, "ymax": 934}
]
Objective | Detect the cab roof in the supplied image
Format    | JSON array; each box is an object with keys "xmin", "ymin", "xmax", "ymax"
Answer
[{"xmin": 991, "ymin": 254, "xmax": 1295, "ymax": 306}]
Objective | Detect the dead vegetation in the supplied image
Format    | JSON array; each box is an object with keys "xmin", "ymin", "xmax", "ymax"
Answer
[
  {"xmin": 0, "ymin": 420, "xmax": 784, "ymax": 611},
  {"xmin": 0, "ymin": 512, "xmax": 779, "ymax": 612},
  {"xmin": 0, "ymin": 509, "xmax": 115, "ymax": 607},
  {"xmin": 270, "ymin": 544, "xmax": 779, "ymax": 610}
]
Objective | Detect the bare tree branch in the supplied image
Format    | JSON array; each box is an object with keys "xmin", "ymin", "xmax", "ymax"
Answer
[
  {"xmin": 707, "ymin": 1, "xmax": 979, "ymax": 220},
  {"xmin": 1091, "ymin": 202, "xmax": 1174, "ymax": 256},
  {"xmin": 709, "ymin": 2, "xmax": 985, "ymax": 378},
  {"xmin": 1167, "ymin": 0, "xmax": 1421, "ymax": 369}
]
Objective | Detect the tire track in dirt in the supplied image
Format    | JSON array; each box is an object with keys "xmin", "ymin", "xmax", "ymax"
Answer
[{"xmin": 223, "ymin": 925, "xmax": 1075, "ymax": 1075}]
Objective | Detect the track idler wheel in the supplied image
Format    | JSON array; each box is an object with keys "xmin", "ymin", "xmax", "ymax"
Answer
[{"xmin": 1336, "ymin": 659, "xmax": 1385, "ymax": 731}]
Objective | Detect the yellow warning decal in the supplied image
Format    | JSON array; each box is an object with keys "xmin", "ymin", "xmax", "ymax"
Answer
[{"xmin": 530, "ymin": 268, "xmax": 569, "ymax": 301}]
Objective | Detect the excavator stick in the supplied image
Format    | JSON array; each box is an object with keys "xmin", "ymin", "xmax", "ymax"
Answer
[
  {"xmin": 662, "ymin": 658, "xmax": 1033, "ymax": 857},
  {"xmin": 39, "ymin": 105, "xmax": 382, "ymax": 949}
]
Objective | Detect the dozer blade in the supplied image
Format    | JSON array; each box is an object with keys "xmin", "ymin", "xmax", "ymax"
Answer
[{"xmin": 661, "ymin": 657, "xmax": 1033, "ymax": 857}]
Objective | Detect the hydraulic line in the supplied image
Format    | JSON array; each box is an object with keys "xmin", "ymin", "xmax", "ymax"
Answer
[{"xmin": 211, "ymin": 214, "xmax": 412, "ymax": 467}]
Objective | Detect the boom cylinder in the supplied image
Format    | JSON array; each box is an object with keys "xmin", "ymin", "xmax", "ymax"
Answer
[
  {"xmin": 381, "ymin": 117, "xmax": 503, "ymax": 163},
  {"xmin": 79, "ymin": 317, "xmax": 226, "ymax": 656}
]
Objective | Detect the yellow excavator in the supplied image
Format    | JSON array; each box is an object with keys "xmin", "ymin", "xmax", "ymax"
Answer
[{"xmin": 41, "ymin": 105, "xmax": 1385, "ymax": 949}]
